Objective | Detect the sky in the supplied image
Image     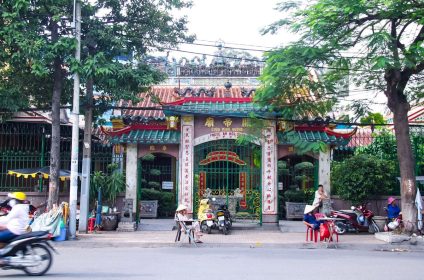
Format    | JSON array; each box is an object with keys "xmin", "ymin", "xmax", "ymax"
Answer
[
  {"xmin": 164, "ymin": 0, "xmax": 290, "ymax": 60},
  {"xmin": 160, "ymin": 0, "xmax": 388, "ymax": 115}
]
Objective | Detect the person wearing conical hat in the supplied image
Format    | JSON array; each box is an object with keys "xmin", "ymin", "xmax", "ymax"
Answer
[
  {"xmin": 175, "ymin": 204, "xmax": 203, "ymax": 243},
  {"xmin": 302, "ymin": 204, "xmax": 322, "ymax": 230}
]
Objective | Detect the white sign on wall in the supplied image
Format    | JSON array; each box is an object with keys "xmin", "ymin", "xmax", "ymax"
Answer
[{"xmin": 162, "ymin": 181, "xmax": 174, "ymax": 190}]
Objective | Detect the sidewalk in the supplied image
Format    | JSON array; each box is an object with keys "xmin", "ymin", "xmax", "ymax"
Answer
[{"xmin": 54, "ymin": 220, "xmax": 424, "ymax": 252}]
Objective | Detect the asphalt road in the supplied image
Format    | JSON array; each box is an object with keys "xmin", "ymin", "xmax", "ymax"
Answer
[{"xmin": 1, "ymin": 247, "xmax": 422, "ymax": 280}]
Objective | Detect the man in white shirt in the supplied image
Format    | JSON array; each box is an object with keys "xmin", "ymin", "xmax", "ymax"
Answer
[{"xmin": 0, "ymin": 192, "xmax": 29, "ymax": 242}]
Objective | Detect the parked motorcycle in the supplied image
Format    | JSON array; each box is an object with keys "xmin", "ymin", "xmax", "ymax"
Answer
[
  {"xmin": 215, "ymin": 205, "xmax": 232, "ymax": 235},
  {"xmin": 0, "ymin": 231, "xmax": 56, "ymax": 276},
  {"xmin": 197, "ymin": 199, "xmax": 216, "ymax": 234},
  {"xmin": 331, "ymin": 204, "xmax": 380, "ymax": 234}
]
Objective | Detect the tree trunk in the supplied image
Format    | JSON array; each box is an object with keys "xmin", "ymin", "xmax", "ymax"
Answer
[
  {"xmin": 387, "ymin": 87, "xmax": 417, "ymax": 232},
  {"xmin": 47, "ymin": 21, "xmax": 64, "ymax": 210}
]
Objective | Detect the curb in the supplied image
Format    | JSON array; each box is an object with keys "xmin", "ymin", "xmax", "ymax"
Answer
[{"xmin": 52, "ymin": 239, "xmax": 424, "ymax": 252}]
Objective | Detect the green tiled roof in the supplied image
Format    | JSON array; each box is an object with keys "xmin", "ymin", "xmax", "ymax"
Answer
[
  {"xmin": 110, "ymin": 130, "xmax": 180, "ymax": 144},
  {"xmin": 277, "ymin": 131, "xmax": 350, "ymax": 146},
  {"xmin": 163, "ymin": 102, "xmax": 278, "ymax": 117}
]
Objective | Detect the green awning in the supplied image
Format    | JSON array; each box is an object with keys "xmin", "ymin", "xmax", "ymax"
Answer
[
  {"xmin": 277, "ymin": 131, "xmax": 350, "ymax": 146},
  {"xmin": 110, "ymin": 130, "xmax": 180, "ymax": 144}
]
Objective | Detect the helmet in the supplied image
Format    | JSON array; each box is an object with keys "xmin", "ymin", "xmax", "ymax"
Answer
[
  {"xmin": 387, "ymin": 197, "xmax": 396, "ymax": 205},
  {"xmin": 8, "ymin": 192, "xmax": 26, "ymax": 201}
]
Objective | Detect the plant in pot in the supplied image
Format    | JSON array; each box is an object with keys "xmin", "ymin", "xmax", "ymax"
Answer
[{"xmin": 90, "ymin": 164, "xmax": 126, "ymax": 230}]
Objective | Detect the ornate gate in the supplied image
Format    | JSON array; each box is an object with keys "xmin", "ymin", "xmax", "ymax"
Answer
[{"xmin": 193, "ymin": 139, "xmax": 261, "ymax": 224}]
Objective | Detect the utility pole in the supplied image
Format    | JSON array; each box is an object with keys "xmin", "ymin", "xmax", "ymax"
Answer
[
  {"xmin": 79, "ymin": 77, "xmax": 93, "ymax": 233},
  {"xmin": 69, "ymin": 0, "xmax": 81, "ymax": 239}
]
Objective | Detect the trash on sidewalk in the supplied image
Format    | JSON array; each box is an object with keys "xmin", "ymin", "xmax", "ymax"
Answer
[
  {"xmin": 374, "ymin": 232, "xmax": 410, "ymax": 243},
  {"xmin": 31, "ymin": 202, "xmax": 69, "ymax": 240}
]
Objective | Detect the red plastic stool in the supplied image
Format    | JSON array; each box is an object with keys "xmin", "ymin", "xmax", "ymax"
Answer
[
  {"xmin": 306, "ymin": 226, "xmax": 318, "ymax": 242},
  {"xmin": 88, "ymin": 217, "xmax": 96, "ymax": 232}
]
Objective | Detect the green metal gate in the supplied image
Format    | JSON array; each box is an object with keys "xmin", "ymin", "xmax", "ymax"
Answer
[{"xmin": 193, "ymin": 139, "xmax": 261, "ymax": 224}]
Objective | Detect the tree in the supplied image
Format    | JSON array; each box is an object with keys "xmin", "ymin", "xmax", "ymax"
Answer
[
  {"xmin": 257, "ymin": 0, "xmax": 424, "ymax": 231},
  {"xmin": 360, "ymin": 112, "xmax": 386, "ymax": 125},
  {"xmin": 0, "ymin": 0, "xmax": 193, "ymax": 208}
]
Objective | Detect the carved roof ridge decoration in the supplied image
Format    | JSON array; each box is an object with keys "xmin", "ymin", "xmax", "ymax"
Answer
[{"xmin": 100, "ymin": 122, "xmax": 171, "ymax": 137}]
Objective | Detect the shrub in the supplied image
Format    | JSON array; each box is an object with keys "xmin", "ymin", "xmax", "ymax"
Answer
[{"xmin": 331, "ymin": 154, "xmax": 397, "ymax": 204}]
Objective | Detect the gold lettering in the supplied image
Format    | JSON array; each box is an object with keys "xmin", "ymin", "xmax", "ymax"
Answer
[
  {"xmin": 223, "ymin": 118, "xmax": 232, "ymax": 127},
  {"xmin": 149, "ymin": 145, "xmax": 156, "ymax": 151},
  {"xmin": 204, "ymin": 117, "xmax": 214, "ymax": 128},
  {"xmin": 242, "ymin": 118, "xmax": 250, "ymax": 128}
]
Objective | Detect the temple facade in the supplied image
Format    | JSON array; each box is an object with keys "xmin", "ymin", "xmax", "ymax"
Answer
[{"xmin": 102, "ymin": 60, "xmax": 354, "ymax": 224}]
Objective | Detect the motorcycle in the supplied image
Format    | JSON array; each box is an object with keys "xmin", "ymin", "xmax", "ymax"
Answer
[
  {"xmin": 215, "ymin": 205, "xmax": 232, "ymax": 235},
  {"xmin": 331, "ymin": 204, "xmax": 380, "ymax": 234},
  {"xmin": 197, "ymin": 199, "xmax": 216, "ymax": 234},
  {"xmin": 0, "ymin": 200, "xmax": 38, "ymax": 218},
  {"xmin": 0, "ymin": 231, "xmax": 56, "ymax": 276}
]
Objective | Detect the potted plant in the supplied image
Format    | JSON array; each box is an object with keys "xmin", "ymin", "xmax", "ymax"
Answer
[{"xmin": 90, "ymin": 164, "xmax": 126, "ymax": 230}]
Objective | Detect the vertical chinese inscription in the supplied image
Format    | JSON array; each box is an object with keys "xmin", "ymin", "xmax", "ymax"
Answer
[
  {"xmin": 262, "ymin": 125, "xmax": 277, "ymax": 214},
  {"xmin": 239, "ymin": 172, "xmax": 247, "ymax": 208},
  {"xmin": 180, "ymin": 116, "xmax": 194, "ymax": 213}
]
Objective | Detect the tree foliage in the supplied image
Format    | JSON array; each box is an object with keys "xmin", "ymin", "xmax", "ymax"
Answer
[
  {"xmin": 0, "ymin": 0, "xmax": 193, "ymax": 207},
  {"xmin": 332, "ymin": 154, "xmax": 396, "ymax": 204},
  {"xmin": 360, "ymin": 112, "xmax": 387, "ymax": 125},
  {"xmin": 258, "ymin": 0, "xmax": 424, "ymax": 230}
]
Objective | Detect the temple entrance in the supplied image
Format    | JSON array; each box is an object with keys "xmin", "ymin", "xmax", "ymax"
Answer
[
  {"xmin": 139, "ymin": 153, "xmax": 177, "ymax": 217},
  {"xmin": 193, "ymin": 139, "xmax": 261, "ymax": 224}
]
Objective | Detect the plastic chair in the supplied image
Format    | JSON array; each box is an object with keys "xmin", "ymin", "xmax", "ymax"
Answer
[
  {"xmin": 87, "ymin": 217, "xmax": 96, "ymax": 233},
  {"xmin": 174, "ymin": 218, "xmax": 197, "ymax": 247},
  {"xmin": 305, "ymin": 225, "xmax": 318, "ymax": 242}
]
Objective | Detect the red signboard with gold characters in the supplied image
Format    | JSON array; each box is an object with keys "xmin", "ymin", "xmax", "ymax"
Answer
[
  {"xmin": 239, "ymin": 172, "xmax": 247, "ymax": 208},
  {"xmin": 199, "ymin": 151, "xmax": 246, "ymax": 166},
  {"xmin": 198, "ymin": 172, "xmax": 206, "ymax": 197}
]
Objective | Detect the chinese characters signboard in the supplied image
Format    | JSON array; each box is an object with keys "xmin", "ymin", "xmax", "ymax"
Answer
[
  {"xmin": 262, "ymin": 126, "xmax": 277, "ymax": 214},
  {"xmin": 180, "ymin": 116, "xmax": 194, "ymax": 212}
]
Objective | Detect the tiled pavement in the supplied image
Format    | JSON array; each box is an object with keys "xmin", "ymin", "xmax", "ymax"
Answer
[{"xmin": 53, "ymin": 220, "xmax": 422, "ymax": 251}]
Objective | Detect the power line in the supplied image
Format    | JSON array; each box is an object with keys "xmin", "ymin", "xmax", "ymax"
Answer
[
  {"xmin": 195, "ymin": 39, "xmax": 276, "ymax": 50},
  {"xmin": 162, "ymin": 47, "xmax": 383, "ymax": 73},
  {"xmin": 181, "ymin": 41, "xmax": 371, "ymax": 60}
]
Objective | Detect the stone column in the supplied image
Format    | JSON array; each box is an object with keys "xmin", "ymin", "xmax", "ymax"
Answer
[
  {"xmin": 178, "ymin": 116, "xmax": 194, "ymax": 214},
  {"xmin": 125, "ymin": 144, "xmax": 138, "ymax": 211},
  {"xmin": 319, "ymin": 148, "xmax": 332, "ymax": 214},
  {"xmin": 318, "ymin": 148, "xmax": 331, "ymax": 195},
  {"xmin": 261, "ymin": 122, "xmax": 278, "ymax": 224}
]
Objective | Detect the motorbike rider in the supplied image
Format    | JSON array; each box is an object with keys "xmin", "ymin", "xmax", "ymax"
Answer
[
  {"xmin": 387, "ymin": 197, "xmax": 400, "ymax": 220},
  {"xmin": 0, "ymin": 192, "xmax": 29, "ymax": 243}
]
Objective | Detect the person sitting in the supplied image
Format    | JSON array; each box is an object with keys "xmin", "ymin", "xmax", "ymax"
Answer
[
  {"xmin": 303, "ymin": 205, "xmax": 322, "ymax": 230},
  {"xmin": 0, "ymin": 192, "xmax": 30, "ymax": 243},
  {"xmin": 387, "ymin": 197, "xmax": 400, "ymax": 219},
  {"xmin": 175, "ymin": 204, "xmax": 202, "ymax": 243},
  {"xmin": 312, "ymin": 184, "xmax": 328, "ymax": 210}
]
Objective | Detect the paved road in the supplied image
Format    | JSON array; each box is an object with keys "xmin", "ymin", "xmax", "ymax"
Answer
[{"xmin": 1, "ymin": 247, "xmax": 422, "ymax": 279}]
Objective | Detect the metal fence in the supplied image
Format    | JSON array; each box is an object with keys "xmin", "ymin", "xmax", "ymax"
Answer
[{"xmin": 0, "ymin": 123, "xmax": 122, "ymax": 192}]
